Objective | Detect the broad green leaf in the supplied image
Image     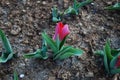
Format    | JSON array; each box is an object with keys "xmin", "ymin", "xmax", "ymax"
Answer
[
  {"xmin": 64, "ymin": 7, "xmax": 76, "ymax": 15},
  {"xmin": 103, "ymin": 51, "xmax": 110, "ymax": 73},
  {"xmin": 56, "ymin": 36, "xmax": 60, "ymax": 50},
  {"xmin": 24, "ymin": 49, "xmax": 48, "ymax": 59},
  {"xmin": 111, "ymin": 49, "xmax": 120, "ymax": 57},
  {"xmin": 111, "ymin": 68, "xmax": 120, "ymax": 74},
  {"xmin": 58, "ymin": 52, "xmax": 74, "ymax": 60},
  {"xmin": 57, "ymin": 47, "xmax": 84, "ymax": 60},
  {"xmin": 54, "ymin": 46, "xmax": 83, "ymax": 60},
  {"xmin": 52, "ymin": 7, "xmax": 61, "ymax": 22},
  {"xmin": 0, "ymin": 52, "xmax": 13, "ymax": 63},
  {"xmin": 52, "ymin": 17, "xmax": 61, "ymax": 23},
  {"xmin": 94, "ymin": 50, "xmax": 104, "ymax": 56},
  {"xmin": 41, "ymin": 39, "xmax": 48, "ymax": 59},
  {"xmin": 24, "ymin": 53, "xmax": 42, "ymax": 59},
  {"xmin": 53, "ymin": 46, "xmax": 72, "ymax": 60},
  {"xmin": 42, "ymin": 32, "xmax": 58, "ymax": 53},
  {"xmin": 68, "ymin": 48, "xmax": 84, "ymax": 56},
  {"xmin": 104, "ymin": 40, "xmax": 113, "ymax": 61},
  {"xmin": 59, "ymin": 36, "xmax": 67, "ymax": 50},
  {"xmin": 105, "ymin": 3, "xmax": 120, "ymax": 10},
  {"xmin": 24, "ymin": 49, "xmax": 42, "ymax": 58},
  {"xmin": 14, "ymin": 71, "xmax": 19, "ymax": 80},
  {"xmin": 72, "ymin": 0, "xmax": 93, "ymax": 14},
  {"xmin": 0, "ymin": 29, "xmax": 13, "ymax": 53},
  {"xmin": 52, "ymin": 7, "xmax": 58, "ymax": 18},
  {"xmin": 110, "ymin": 54, "xmax": 120, "ymax": 69},
  {"xmin": 74, "ymin": 0, "xmax": 93, "ymax": 9},
  {"xmin": 0, "ymin": 29, "xmax": 13, "ymax": 63}
]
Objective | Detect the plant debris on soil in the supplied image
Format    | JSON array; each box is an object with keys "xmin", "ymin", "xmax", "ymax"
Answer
[{"xmin": 0, "ymin": 0, "xmax": 120, "ymax": 80}]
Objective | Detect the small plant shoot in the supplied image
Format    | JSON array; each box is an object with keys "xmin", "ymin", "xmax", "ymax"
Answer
[
  {"xmin": 24, "ymin": 39, "xmax": 48, "ymax": 59},
  {"xmin": 105, "ymin": 3, "xmax": 120, "ymax": 10},
  {"xmin": 52, "ymin": 7, "xmax": 62, "ymax": 22},
  {"xmin": 95, "ymin": 40, "xmax": 120, "ymax": 74},
  {"xmin": 42, "ymin": 22, "xmax": 84, "ymax": 60},
  {"xmin": 64, "ymin": 0, "xmax": 93, "ymax": 15},
  {"xmin": 14, "ymin": 71, "xmax": 19, "ymax": 80},
  {"xmin": 51, "ymin": 0, "xmax": 93, "ymax": 22},
  {"xmin": 0, "ymin": 29, "xmax": 14, "ymax": 63}
]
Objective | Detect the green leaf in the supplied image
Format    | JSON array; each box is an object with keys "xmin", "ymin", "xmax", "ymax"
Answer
[
  {"xmin": 0, "ymin": 52, "xmax": 13, "ymax": 63},
  {"xmin": 94, "ymin": 50, "xmax": 104, "ymax": 56},
  {"xmin": 41, "ymin": 39, "xmax": 48, "ymax": 59},
  {"xmin": 0, "ymin": 29, "xmax": 13, "ymax": 63},
  {"xmin": 0, "ymin": 29, "xmax": 13, "ymax": 53},
  {"xmin": 68, "ymin": 48, "xmax": 84, "ymax": 56},
  {"xmin": 52, "ymin": 7, "xmax": 61, "ymax": 22},
  {"xmin": 14, "ymin": 71, "xmax": 19, "ymax": 80},
  {"xmin": 42, "ymin": 32, "xmax": 58, "ymax": 53},
  {"xmin": 104, "ymin": 40, "xmax": 113, "ymax": 61},
  {"xmin": 59, "ymin": 36, "xmax": 67, "ymax": 50},
  {"xmin": 111, "ymin": 68, "xmax": 120, "ymax": 74},
  {"xmin": 103, "ymin": 51, "xmax": 110, "ymax": 73},
  {"xmin": 24, "ymin": 49, "xmax": 42, "ymax": 58},
  {"xmin": 52, "ymin": 7, "xmax": 58, "ymax": 18},
  {"xmin": 52, "ymin": 17, "xmax": 61, "ymax": 22},
  {"xmin": 72, "ymin": 0, "xmax": 93, "ymax": 14},
  {"xmin": 54, "ymin": 46, "xmax": 84, "ymax": 60},
  {"xmin": 111, "ymin": 49, "xmax": 120, "ymax": 57},
  {"xmin": 73, "ymin": 0, "xmax": 93, "ymax": 10},
  {"xmin": 64, "ymin": 6, "xmax": 76, "ymax": 15},
  {"xmin": 105, "ymin": 3, "xmax": 120, "ymax": 10},
  {"xmin": 58, "ymin": 47, "xmax": 84, "ymax": 60},
  {"xmin": 110, "ymin": 54, "xmax": 118, "ymax": 69},
  {"xmin": 53, "ymin": 46, "xmax": 72, "ymax": 60},
  {"xmin": 56, "ymin": 36, "xmax": 60, "ymax": 50},
  {"xmin": 58, "ymin": 52, "xmax": 74, "ymax": 60},
  {"xmin": 24, "ymin": 49, "xmax": 48, "ymax": 59}
]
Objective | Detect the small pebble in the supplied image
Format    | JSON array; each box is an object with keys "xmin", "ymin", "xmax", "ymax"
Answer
[
  {"xmin": 91, "ymin": 3, "xmax": 94, "ymax": 5},
  {"xmin": 20, "ymin": 74, "xmax": 25, "ymax": 78},
  {"xmin": 10, "ymin": 25, "xmax": 21, "ymax": 35},
  {"xmin": 42, "ymin": 1, "xmax": 46, "ymax": 5},
  {"xmin": 85, "ymin": 72, "xmax": 94, "ymax": 77},
  {"xmin": 37, "ymin": 1, "xmax": 41, "ymax": 3}
]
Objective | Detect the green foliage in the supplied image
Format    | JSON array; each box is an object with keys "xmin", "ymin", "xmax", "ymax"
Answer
[
  {"xmin": 51, "ymin": 0, "xmax": 93, "ymax": 22},
  {"xmin": 14, "ymin": 71, "xmax": 19, "ymax": 80},
  {"xmin": 42, "ymin": 32, "xmax": 84, "ymax": 60},
  {"xmin": 52, "ymin": 7, "xmax": 62, "ymax": 22},
  {"xmin": 42, "ymin": 32, "xmax": 58, "ymax": 53},
  {"xmin": 95, "ymin": 40, "xmax": 120, "ymax": 74},
  {"xmin": 0, "ymin": 29, "xmax": 13, "ymax": 63},
  {"xmin": 105, "ymin": 3, "xmax": 120, "ymax": 10},
  {"xmin": 24, "ymin": 39, "xmax": 48, "ymax": 59},
  {"xmin": 64, "ymin": 0, "xmax": 93, "ymax": 15}
]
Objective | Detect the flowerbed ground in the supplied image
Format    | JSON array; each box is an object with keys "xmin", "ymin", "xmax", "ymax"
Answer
[{"xmin": 0, "ymin": 0, "xmax": 120, "ymax": 80}]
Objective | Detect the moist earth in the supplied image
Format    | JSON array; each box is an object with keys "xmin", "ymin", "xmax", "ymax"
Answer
[{"xmin": 0, "ymin": 0, "xmax": 120, "ymax": 80}]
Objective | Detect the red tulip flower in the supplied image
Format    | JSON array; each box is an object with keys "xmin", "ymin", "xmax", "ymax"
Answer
[
  {"xmin": 115, "ymin": 56, "xmax": 120, "ymax": 68},
  {"xmin": 53, "ymin": 22, "xmax": 70, "ymax": 41}
]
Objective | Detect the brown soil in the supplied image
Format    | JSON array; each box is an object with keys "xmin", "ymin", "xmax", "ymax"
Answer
[{"xmin": 0, "ymin": 0, "xmax": 120, "ymax": 80}]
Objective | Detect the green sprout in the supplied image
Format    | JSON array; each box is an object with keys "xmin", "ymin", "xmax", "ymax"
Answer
[
  {"xmin": 95, "ymin": 40, "xmax": 120, "ymax": 74},
  {"xmin": 64, "ymin": 0, "xmax": 93, "ymax": 15},
  {"xmin": 52, "ymin": 7, "xmax": 62, "ymax": 22},
  {"xmin": 51, "ymin": 0, "xmax": 93, "ymax": 22},
  {"xmin": 24, "ymin": 39, "xmax": 48, "ymax": 59},
  {"xmin": 105, "ymin": 3, "xmax": 120, "ymax": 10},
  {"xmin": 0, "ymin": 29, "xmax": 14, "ymax": 63},
  {"xmin": 14, "ymin": 71, "xmax": 19, "ymax": 80}
]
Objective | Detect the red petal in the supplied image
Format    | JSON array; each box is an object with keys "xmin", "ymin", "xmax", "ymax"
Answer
[
  {"xmin": 53, "ymin": 22, "xmax": 64, "ymax": 40},
  {"xmin": 60, "ymin": 24, "xmax": 70, "ymax": 40},
  {"xmin": 115, "ymin": 56, "xmax": 120, "ymax": 68}
]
